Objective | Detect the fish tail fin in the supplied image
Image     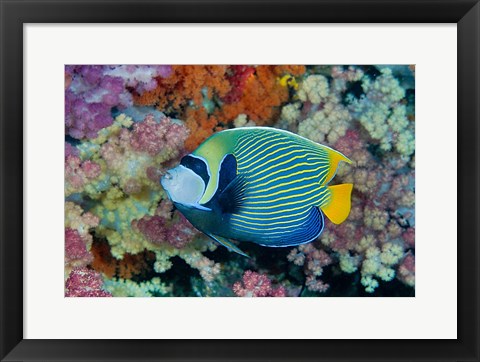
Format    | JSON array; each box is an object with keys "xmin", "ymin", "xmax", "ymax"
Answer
[
  {"xmin": 322, "ymin": 147, "xmax": 352, "ymax": 185},
  {"xmin": 320, "ymin": 183, "xmax": 353, "ymax": 224}
]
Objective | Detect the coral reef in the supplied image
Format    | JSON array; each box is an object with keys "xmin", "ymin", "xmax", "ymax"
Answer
[{"xmin": 65, "ymin": 64, "xmax": 415, "ymax": 297}]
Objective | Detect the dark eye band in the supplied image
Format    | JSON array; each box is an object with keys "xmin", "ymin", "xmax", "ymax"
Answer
[{"xmin": 180, "ymin": 155, "xmax": 210, "ymax": 186}]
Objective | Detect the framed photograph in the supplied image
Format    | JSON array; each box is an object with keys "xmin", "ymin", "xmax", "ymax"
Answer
[{"xmin": 1, "ymin": 0, "xmax": 479, "ymax": 361}]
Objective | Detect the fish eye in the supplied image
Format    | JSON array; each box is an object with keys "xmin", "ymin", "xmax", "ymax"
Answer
[{"xmin": 180, "ymin": 155, "xmax": 210, "ymax": 186}]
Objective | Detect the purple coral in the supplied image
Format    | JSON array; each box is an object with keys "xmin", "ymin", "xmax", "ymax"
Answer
[
  {"xmin": 103, "ymin": 65, "xmax": 172, "ymax": 94},
  {"xmin": 65, "ymin": 267, "xmax": 112, "ymax": 297},
  {"xmin": 65, "ymin": 142, "xmax": 79, "ymax": 158},
  {"xmin": 65, "ymin": 65, "xmax": 131, "ymax": 139},
  {"xmin": 65, "ymin": 65, "xmax": 171, "ymax": 140},
  {"xmin": 233, "ymin": 270, "xmax": 286, "ymax": 297}
]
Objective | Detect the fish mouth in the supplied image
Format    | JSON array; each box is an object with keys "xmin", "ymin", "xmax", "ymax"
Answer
[
  {"xmin": 160, "ymin": 174, "xmax": 173, "ymax": 200},
  {"xmin": 160, "ymin": 169, "xmax": 179, "ymax": 194},
  {"xmin": 161, "ymin": 169, "xmax": 177, "ymax": 183},
  {"xmin": 163, "ymin": 171, "xmax": 173, "ymax": 181},
  {"xmin": 160, "ymin": 171, "xmax": 171, "ymax": 189}
]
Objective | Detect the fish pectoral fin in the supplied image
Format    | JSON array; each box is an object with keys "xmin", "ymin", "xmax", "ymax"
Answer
[
  {"xmin": 320, "ymin": 183, "xmax": 353, "ymax": 224},
  {"xmin": 207, "ymin": 233, "xmax": 250, "ymax": 258},
  {"xmin": 217, "ymin": 154, "xmax": 238, "ymax": 193},
  {"xmin": 218, "ymin": 174, "xmax": 247, "ymax": 214}
]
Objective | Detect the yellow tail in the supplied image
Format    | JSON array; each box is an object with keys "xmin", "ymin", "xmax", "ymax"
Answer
[{"xmin": 320, "ymin": 183, "xmax": 353, "ymax": 224}]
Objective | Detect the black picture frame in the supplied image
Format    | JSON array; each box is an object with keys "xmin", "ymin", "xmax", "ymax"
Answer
[{"xmin": 1, "ymin": 0, "xmax": 479, "ymax": 361}]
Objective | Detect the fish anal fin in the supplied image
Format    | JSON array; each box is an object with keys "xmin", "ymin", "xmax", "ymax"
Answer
[
  {"xmin": 323, "ymin": 148, "xmax": 352, "ymax": 185},
  {"xmin": 207, "ymin": 233, "xmax": 250, "ymax": 258},
  {"xmin": 320, "ymin": 183, "xmax": 353, "ymax": 224},
  {"xmin": 257, "ymin": 207, "xmax": 324, "ymax": 247},
  {"xmin": 218, "ymin": 174, "xmax": 247, "ymax": 214}
]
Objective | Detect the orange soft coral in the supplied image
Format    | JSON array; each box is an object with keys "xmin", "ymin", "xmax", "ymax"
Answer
[
  {"xmin": 134, "ymin": 65, "xmax": 304, "ymax": 150},
  {"xmin": 184, "ymin": 107, "xmax": 224, "ymax": 152},
  {"xmin": 91, "ymin": 238, "xmax": 155, "ymax": 280},
  {"xmin": 117, "ymin": 252, "xmax": 155, "ymax": 280},
  {"xmin": 91, "ymin": 238, "xmax": 117, "ymax": 278},
  {"xmin": 215, "ymin": 65, "xmax": 293, "ymax": 125},
  {"xmin": 273, "ymin": 65, "xmax": 306, "ymax": 77},
  {"xmin": 133, "ymin": 65, "xmax": 230, "ymax": 116}
]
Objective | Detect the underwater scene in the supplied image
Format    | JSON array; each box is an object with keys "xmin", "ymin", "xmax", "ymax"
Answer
[{"xmin": 65, "ymin": 65, "xmax": 415, "ymax": 297}]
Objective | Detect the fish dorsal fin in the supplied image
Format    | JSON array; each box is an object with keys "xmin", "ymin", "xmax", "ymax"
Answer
[
  {"xmin": 206, "ymin": 233, "xmax": 250, "ymax": 258},
  {"xmin": 217, "ymin": 173, "xmax": 247, "ymax": 214}
]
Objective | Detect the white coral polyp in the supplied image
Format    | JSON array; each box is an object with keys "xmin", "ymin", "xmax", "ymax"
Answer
[{"xmin": 298, "ymin": 74, "xmax": 330, "ymax": 104}]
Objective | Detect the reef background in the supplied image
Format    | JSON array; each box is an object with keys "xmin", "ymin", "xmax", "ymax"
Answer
[{"xmin": 64, "ymin": 65, "xmax": 415, "ymax": 297}]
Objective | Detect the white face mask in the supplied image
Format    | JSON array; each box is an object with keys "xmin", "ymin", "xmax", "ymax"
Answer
[{"xmin": 161, "ymin": 165, "xmax": 206, "ymax": 206}]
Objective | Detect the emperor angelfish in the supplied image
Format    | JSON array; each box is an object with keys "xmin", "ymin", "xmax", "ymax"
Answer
[{"xmin": 161, "ymin": 127, "xmax": 353, "ymax": 257}]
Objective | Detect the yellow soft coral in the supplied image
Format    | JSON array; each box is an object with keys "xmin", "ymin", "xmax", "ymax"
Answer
[
  {"xmin": 298, "ymin": 101, "xmax": 351, "ymax": 144},
  {"xmin": 297, "ymin": 74, "xmax": 330, "ymax": 104},
  {"xmin": 339, "ymin": 251, "xmax": 360, "ymax": 273},
  {"xmin": 357, "ymin": 69, "xmax": 414, "ymax": 158},
  {"xmin": 360, "ymin": 242, "xmax": 405, "ymax": 292},
  {"xmin": 103, "ymin": 277, "xmax": 171, "ymax": 297},
  {"xmin": 363, "ymin": 207, "xmax": 389, "ymax": 231},
  {"xmin": 380, "ymin": 242, "xmax": 404, "ymax": 266},
  {"xmin": 92, "ymin": 188, "xmax": 162, "ymax": 258}
]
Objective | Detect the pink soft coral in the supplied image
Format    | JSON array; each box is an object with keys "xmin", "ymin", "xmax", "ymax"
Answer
[
  {"xmin": 65, "ymin": 267, "xmax": 112, "ymax": 297},
  {"xmin": 65, "ymin": 228, "xmax": 93, "ymax": 269},
  {"xmin": 65, "ymin": 154, "xmax": 101, "ymax": 195},
  {"xmin": 288, "ymin": 243, "xmax": 332, "ymax": 293},
  {"xmin": 130, "ymin": 114, "xmax": 188, "ymax": 157},
  {"xmin": 132, "ymin": 200, "xmax": 199, "ymax": 249},
  {"xmin": 233, "ymin": 270, "xmax": 286, "ymax": 297},
  {"xmin": 397, "ymin": 252, "xmax": 415, "ymax": 287}
]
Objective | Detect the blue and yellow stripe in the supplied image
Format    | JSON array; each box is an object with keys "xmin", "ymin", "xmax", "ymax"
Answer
[{"xmin": 224, "ymin": 128, "xmax": 338, "ymax": 246}]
